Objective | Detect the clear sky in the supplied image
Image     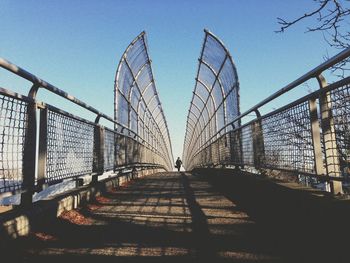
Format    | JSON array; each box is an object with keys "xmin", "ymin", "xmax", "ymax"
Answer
[{"xmin": 0, "ymin": 0, "xmax": 340, "ymax": 160}]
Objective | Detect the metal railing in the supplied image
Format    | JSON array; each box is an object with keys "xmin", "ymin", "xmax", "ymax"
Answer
[
  {"xmin": 0, "ymin": 56, "xmax": 169, "ymax": 206},
  {"xmin": 184, "ymin": 31, "xmax": 350, "ymax": 194}
]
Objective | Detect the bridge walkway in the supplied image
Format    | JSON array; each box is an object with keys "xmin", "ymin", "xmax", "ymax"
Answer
[{"xmin": 5, "ymin": 171, "xmax": 350, "ymax": 263}]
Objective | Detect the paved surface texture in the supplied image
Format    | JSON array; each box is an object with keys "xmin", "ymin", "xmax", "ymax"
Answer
[{"xmin": 3, "ymin": 171, "xmax": 350, "ymax": 262}]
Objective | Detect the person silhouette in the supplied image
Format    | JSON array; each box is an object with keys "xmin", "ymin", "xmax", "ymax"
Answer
[{"xmin": 175, "ymin": 157, "xmax": 182, "ymax": 172}]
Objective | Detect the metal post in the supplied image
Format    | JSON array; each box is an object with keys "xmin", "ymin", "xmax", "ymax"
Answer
[
  {"xmin": 37, "ymin": 107, "xmax": 48, "ymax": 191},
  {"xmin": 125, "ymin": 136, "xmax": 129, "ymax": 166},
  {"xmin": 252, "ymin": 110, "xmax": 265, "ymax": 169},
  {"xmin": 317, "ymin": 74, "xmax": 342, "ymax": 194},
  {"xmin": 20, "ymin": 101, "xmax": 37, "ymax": 207},
  {"xmin": 132, "ymin": 167, "xmax": 138, "ymax": 179},
  {"xmin": 92, "ymin": 125, "xmax": 104, "ymax": 184},
  {"xmin": 308, "ymin": 98, "xmax": 325, "ymax": 176}
]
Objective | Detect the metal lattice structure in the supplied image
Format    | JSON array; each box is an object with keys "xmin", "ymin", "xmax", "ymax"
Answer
[
  {"xmin": 0, "ymin": 34, "xmax": 171, "ymax": 205},
  {"xmin": 183, "ymin": 34, "xmax": 350, "ymax": 194},
  {"xmin": 104, "ymin": 128, "xmax": 115, "ymax": 171},
  {"xmin": 115, "ymin": 32, "xmax": 174, "ymax": 171},
  {"xmin": 183, "ymin": 30, "xmax": 240, "ymax": 169},
  {"xmin": 1, "ymin": 31, "xmax": 350, "ymax": 207},
  {"xmin": 0, "ymin": 92, "xmax": 27, "ymax": 192},
  {"xmin": 46, "ymin": 109, "xmax": 94, "ymax": 183},
  {"xmin": 260, "ymin": 101, "xmax": 315, "ymax": 173}
]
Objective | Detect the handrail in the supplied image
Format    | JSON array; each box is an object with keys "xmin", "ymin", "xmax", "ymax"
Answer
[
  {"xmin": 0, "ymin": 57, "xmax": 115, "ymax": 124},
  {"xmin": 239, "ymin": 46, "xmax": 350, "ymax": 121},
  {"xmin": 0, "ymin": 58, "xmax": 165, "ymax": 156},
  {"xmin": 194, "ymin": 75, "xmax": 350, "ymax": 157},
  {"xmin": 196, "ymin": 46, "xmax": 350, "ymax": 155}
]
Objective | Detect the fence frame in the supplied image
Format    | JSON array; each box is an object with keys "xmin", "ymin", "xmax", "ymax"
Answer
[
  {"xmin": 185, "ymin": 43, "xmax": 350, "ymax": 195},
  {"xmin": 0, "ymin": 57, "xmax": 168, "ymax": 207}
]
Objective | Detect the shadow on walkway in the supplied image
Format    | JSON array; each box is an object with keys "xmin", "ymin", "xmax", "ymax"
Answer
[
  {"xmin": 4, "ymin": 171, "xmax": 335, "ymax": 262},
  {"xmin": 195, "ymin": 168, "xmax": 350, "ymax": 263}
]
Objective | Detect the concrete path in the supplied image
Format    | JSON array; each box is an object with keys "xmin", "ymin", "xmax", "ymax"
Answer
[
  {"xmin": 7, "ymin": 172, "xmax": 285, "ymax": 262},
  {"xmin": 8, "ymin": 170, "xmax": 350, "ymax": 262}
]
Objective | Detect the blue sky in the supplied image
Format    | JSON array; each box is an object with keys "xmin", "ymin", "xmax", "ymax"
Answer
[{"xmin": 0, "ymin": 0, "xmax": 339, "ymax": 159}]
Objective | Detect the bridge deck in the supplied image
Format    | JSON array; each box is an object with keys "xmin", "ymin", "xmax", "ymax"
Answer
[{"xmin": 4, "ymin": 171, "xmax": 350, "ymax": 262}]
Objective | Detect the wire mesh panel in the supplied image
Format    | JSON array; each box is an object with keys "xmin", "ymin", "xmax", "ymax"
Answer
[
  {"xmin": 183, "ymin": 30, "xmax": 240, "ymax": 170},
  {"xmin": 229, "ymin": 129, "xmax": 243, "ymax": 165},
  {"xmin": 115, "ymin": 134, "xmax": 126, "ymax": 167},
  {"xmin": 115, "ymin": 31, "xmax": 173, "ymax": 170},
  {"xmin": 104, "ymin": 129, "xmax": 115, "ymax": 171},
  {"xmin": 218, "ymin": 134, "xmax": 230, "ymax": 163},
  {"xmin": 330, "ymin": 83, "xmax": 350, "ymax": 176},
  {"xmin": 0, "ymin": 94, "xmax": 27, "ymax": 193},
  {"xmin": 211, "ymin": 140, "xmax": 219, "ymax": 165},
  {"xmin": 46, "ymin": 110, "xmax": 94, "ymax": 183},
  {"xmin": 241, "ymin": 125, "xmax": 254, "ymax": 166},
  {"xmin": 126, "ymin": 137, "xmax": 135, "ymax": 165},
  {"xmin": 261, "ymin": 101, "xmax": 315, "ymax": 173}
]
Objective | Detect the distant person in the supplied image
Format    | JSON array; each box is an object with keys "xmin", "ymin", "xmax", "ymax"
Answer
[{"xmin": 175, "ymin": 157, "xmax": 182, "ymax": 172}]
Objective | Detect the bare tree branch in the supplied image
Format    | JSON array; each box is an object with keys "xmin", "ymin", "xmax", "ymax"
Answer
[
  {"xmin": 276, "ymin": 0, "xmax": 350, "ymax": 75},
  {"xmin": 276, "ymin": 0, "xmax": 330, "ymax": 33}
]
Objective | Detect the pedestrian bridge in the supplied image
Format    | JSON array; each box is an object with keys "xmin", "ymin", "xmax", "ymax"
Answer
[{"xmin": 1, "ymin": 30, "xmax": 350, "ymax": 262}]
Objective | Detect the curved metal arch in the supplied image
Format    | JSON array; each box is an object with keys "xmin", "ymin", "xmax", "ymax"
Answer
[
  {"xmin": 187, "ymin": 114, "xmax": 198, "ymax": 129},
  {"xmin": 192, "ymin": 93, "xmax": 211, "ymax": 120},
  {"xmin": 192, "ymin": 93, "xmax": 213, "ymax": 132},
  {"xmin": 182, "ymin": 29, "xmax": 241, "ymax": 170},
  {"xmin": 186, "ymin": 114, "xmax": 204, "ymax": 144},
  {"xmin": 186, "ymin": 35, "xmax": 229, "ymax": 145},
  {"xmin": 115, "ymin": 31, "xmax": 174, "ymax": 170},
  {"xmin": 147, "ymin": 95, "xmax": 159, "ymax": 111},
  {"xmin": 185, "ymin": 121, "xmax": 196, "ymax": 135},
  {"xmin": 153, "ymin": 107, "xmax": 164, "ymax": 123},
  {"xmin": 199, "ymin": 57, "xmax": 228, "ymax": 125},
  {"xmin": 190, "ymin": 100, "xmax": 201, "ymax": 112},
  {"xmin": 189, "ymin": 103, "xmax": 208, "ymax": 137},
  {"xmin": 195, "ymin": 80, "xmax": 218, "ymax": 137},
  {"xmin": 193, "ymin": 80, "xmax": 240, "ymax": 151},
  {"xmin": 203, "ymin": 30, "xmax": 240, "ymax": 125},
  {"xmin": 135, "ymin": 80, "xmax": 153, "ymax": 112},
  {"xmin": 196, "ymin": 78, "xmax": 217, "ymax": 108},
  {"xmin": 127, "ymin": 60, "xmax": 151, "ymax": 100},
  {"xmin": 189, "ymin": 109, "xmax": 204, "ymax": 128}
]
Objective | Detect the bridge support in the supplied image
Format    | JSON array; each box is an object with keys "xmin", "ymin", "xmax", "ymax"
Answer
[
  {"xmin": 252, "ymin": 110, "xmax": 265, "ymax": 169},
  {"xmin": 37, "ymin": 107, "xmax": 48, "ymax": 191},
  {"xmin": 92, "ymin": 125, "xmax": 105, "ymax": 184},
  {"xmin": 317, "ymin": 74, "xmax": 342, "ymax": 194},
  {"xmin": 20, "ymin": 101, "xmax": 37, "ymax": 207}
]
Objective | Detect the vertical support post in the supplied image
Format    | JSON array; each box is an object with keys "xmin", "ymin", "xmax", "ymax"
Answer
[
  {"xmin": 252, "ymin": 110, "xmax": 265, "ymax": 169},
  {"xmin": 309, "ymin": 98, "xmax": 326, "ymax": 176},
  {"xmin": 317, "ymin": 74, "xmax": 342, "ymax": 194},
  {"xmin": 132, "ymin": 167, "xmax": 138, "ymax": 179},
  {"xmin": 124, "ymin": 136, "xmax": 128, "ymax": 166},
  {"xmin": 20, "ymin": 102, "xmax": 37, "ymax": 207},
  {"xmin": 92, "ymin": 125, "xmax": 104, "ymax": 184},
  {"xmin": 37, "ymin": 107, "xmax": 48, "ymax": 191},
  {"xmin": 230, "ymin": 123, "xmax": 242, "ymax": 169},
  {"xmin": 113, "ymin": 131, "xmax": 117, "ymax": 172},
  {"xmin": 115, "ymin": 132, "xmax": 125, "ymax": 168}
]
